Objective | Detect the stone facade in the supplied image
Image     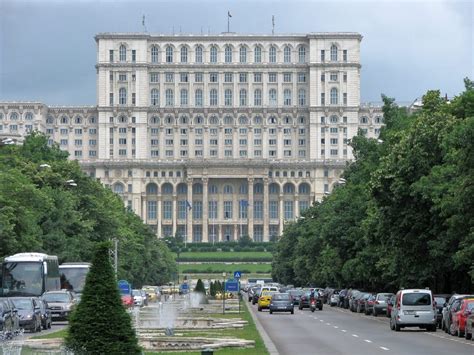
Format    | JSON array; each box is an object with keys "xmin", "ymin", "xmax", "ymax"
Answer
[{"xmin": 0, "ymin": 32, "xmax": 383, "ymax": 242}]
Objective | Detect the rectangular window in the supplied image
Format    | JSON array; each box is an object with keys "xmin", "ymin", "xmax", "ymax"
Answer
[
  {"xmin": 284, "ymin": 150, "xmax": 292, "ymax": 157},
  {"xmin": 321, "ymin": 93, "xmax": 325, "ymax": 105},
  {"xmin": 74, "ymin": 150, "xmax": 82, "ymax": 157},
  {"xmin": 330, "ymin": 138, "xmax": 338, "ymax": 145},
  {"xmin": 163, "ymin": 201, "xmax": 172, "ymax": 219},
  {"xmin": 343, "ymin": 50, "xmax": 347, "ymax": 62},
  {"xmin": 321, "ymin": 50, "xmax": 325, "ymax": 61},
  {"xmin": 195, "ymin": 72, "xmax": 203, "ymax": 82},
  {"xmin": 254, "ymin": 72, "xmax": 262, "ymax": 82},
  {"xmin": 109, "ymin": 50, "xmax": 114, "ymax": 62},
  {"xmin": 192, "ymin": 201, "xmax": 203, "ymax": 219},
  {"xmin": 330, "ymin": 72, "xmax": 338, "ymax": 81},
  {"xmin": 224, "ymin": 72, "xmax": 233, "ymax": 82},
  {"xmin": 254, "ymin": 149, "xmax": 262, "ymax": 157},
  {"xmin": 321, "ymin": 73, "xmax": 325, "ymax": 82},
  {"xmin": 254, "ymin": 201, "xmax": 263, "ymax": 219},
  {"xmin": 132, "ymin": 93, "xmax": 136, "ymax": 105},
  {"xmin": 150, "ymin": 73, "xmax": 159, "ymax": 83},
  {"xmin": 224, "ymin": 149, "xmax": 232, "ymax": 157},
  {"xmin": 89, "ymin": 139, "xmax": 97, "ymax": 146},
  {"xmin": 239, "ymin": 72, "xmax": 247, "ymax": 83},
  {"xmin": 284, "ymin": 201, "xmax": 294, "ymax": 220},
  {"xmin": 74, "ymin": 139, "xmax": 82, "ymax": 146},
  {"xmin": 299, "ymin": 201, "xmax": 309, "ymax": 214},
  {"xmin": 239, "ymin": 139, "xmax": 247, "ymax": 145},
  {"xmin": 74, "ymin": 128, "xmax": 82, "ymax": 135},
  {"xmin": 147, "ymin": 201, "xmax": 157, "ymax": 219},
  {"xmin": 343, "ymin": 93, "xmax": 347, "ymax": 105},
  {"xmin": 60, "ymin": 128, "xmax": 68, "ymax": 135},
  {"xmin": 119, "ymin": 73, "xmax": 127, "ymax": 81},
  {"xmin": 60, "ymin": 139, "xmax": 68, "ymax": 145},
  {"xmin": 209, "ymin": 72, "xmax": 218, "ymax": 82},
  {"xmin": 224, "ymin": 201, "xmax": 233, "ymax": 219},
  {"xmin": 239, "ymin": 201, "xmax": 248, "ymax": 219},
  {"xmin": 131, "ymin": 50, "xmax": 136, "ymax": 62},
  {"xmin": 283, "ymin": 73, "xmax": 292, "ymax": 82},
  {"xmin": 268, "ymin": 72, "xmax": 277, "ymax": 83},
  {"xmin": 269, "ymin": 201, "xmax": 278, "ymax": 219},
  {"xmin": 109, "ymin": 93, "xmax": 114, "ymax": 105},
  {"xmin": 210, "ymin": 149, "xmax": 217, "ymax": 156},
  {"xmin": 208, "ymin": 201, "xmax": 218, "ymax": 219},
  {"xmin": 177, "ymin": 200, "xmax": 187, "ymax": 219},
  {"xmin": 254, "ymin": 139, "xmax": 262, "ymax": 145},
  {"xmin": 331, "ymin": 149, "xmax": 338, "ymax": 155},
  {"xmin": 89, "ymin": 150, "xmax": 97, "ymax": 157},
  {"xmin": 180, "ymin": 72, "xmax": 188, "ymax": 82},
  {"xmin": 330, "ymin": 127, "xmax": 338, "ymax": 133},
  {"xmin": 343, "ymin": 72, "xmax": 347, "ymax": 82},
  {"xmin": 165, "ymin": 72, "xmax": 174, "ymax": 83},
  {"xmin": 119, "ymin": 149, "xmax": 127, "ymax": 156},
  {"xmin": 298, "ymin": 72, "xmax": 306, "ymax": 83},
  {"xmin": 298, "ymin": 149, "xmax": 306, "ymax": 157}
]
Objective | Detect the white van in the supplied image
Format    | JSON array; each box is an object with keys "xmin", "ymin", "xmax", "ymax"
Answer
[{"xmin": 390, "ymin": 289, "xmax": 437, "ymax": 332}]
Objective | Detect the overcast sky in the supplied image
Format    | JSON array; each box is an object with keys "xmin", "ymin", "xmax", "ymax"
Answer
[{"xmin": 0, "ymin": 0, "xmax": 472, "ymax": 105}]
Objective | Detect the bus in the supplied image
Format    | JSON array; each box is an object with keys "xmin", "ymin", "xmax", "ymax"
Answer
[
  {"xmin": 1, "ymin": 253, "xmax": 60, "ymax": 297},
  {"xmin": 59, "ymin": 262, "xmax": 91, "ymax": 295}
]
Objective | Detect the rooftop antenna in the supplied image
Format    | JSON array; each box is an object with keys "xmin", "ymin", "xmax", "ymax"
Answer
[
  {"xmin": 142, "ymin": 15, "xmax": 147, "ymax": 32},
  {"xmin": 180, "ymin": 26, "xmax": 182, "ymax": 34},
  {"xmin": 201, "ymin": 26, "xmax": 203, "ymax": 35},
  {"xmin": 172, "ymin": 26, "xmax": 175, "ymax": 35},
  {"xmin": 208, "ymin": 26, "xmax": 210, "ymax": 35},
  {"xmin": 227, "ymin": 11, "xmax": 232, "ymax": 33},
  {"xmin": 272, "ymin": 15, "xmax": 275, "ymax": 35}
]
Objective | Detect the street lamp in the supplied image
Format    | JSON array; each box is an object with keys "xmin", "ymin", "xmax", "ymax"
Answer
[{"xmin": 222, "ymin": 272, "xmax": 227, "ymax": 314}]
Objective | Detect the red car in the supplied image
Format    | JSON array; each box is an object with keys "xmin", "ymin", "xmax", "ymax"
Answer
[
  {"xmin": 121, "ymin": 294, "xmax": 133, "ymax": 308},
  {"xmin": 450, "ymin": 298, "xmax": 474, "ymax": 337}
]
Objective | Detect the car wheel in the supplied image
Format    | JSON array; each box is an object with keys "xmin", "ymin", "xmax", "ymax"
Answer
[
  {"xmin": 48, "ymin": 320, "xmax": 52, "ymax": 329},
  {"xmin": 258, "ymin": 306, "xmax": 262, "ymax": 312},
  {"xmin": 395, "ymin": 322, "xmax": 401, "ymax": 332},
  {"xmin": 373, "ymin": 310, "xmax": 377, "ymax": 317},
  {"xmin": 458, "ymin": 329, "xmax": 463, "ymax": 337},
  {"xmin": 318, "ymin": 306, "xmax": 323, "ymax": 311},
  {"xmin": 465, "ymin": 331, "xmax": 472, "ymax": 340},
  {"xmin": 269, "ymin": 310, "xmax": 273, "ymax": 314},
  {"xmin": 291, "ymin": 309, "xmax": 294, "ymax": 315},
  {"xmin": 390, "ymin": 318, "xmax": 394, "ymax": 331},
  {"xmin": 450, "ymin": 324, "xmax": 456, "ymax": 336}
]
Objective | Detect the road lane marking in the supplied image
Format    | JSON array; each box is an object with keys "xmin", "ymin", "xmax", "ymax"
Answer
[
  {"xmin": 326, "ymin": 323, "xmax": 331, "ymax": 325},
  {"xmin": 352, "ymin": 334, "xmax": 359, "ymax": 338},
  {"xmin": 380, "ymin": 347, "xmax": 390, "ymax": 351},
  {"xmin": 364, "ymin": 339, "xmax": 372, "ymax": 343},
  {"xmin": 334, "ymin": 326, "xmax": 339, "ymax": 329},
  {"xmin": 341, "ymin": 330, "xmax": 347, "ymax": 332},
  {"xmin": 320, "ymin": 319, "xmax": 324, "ymax": 322}
]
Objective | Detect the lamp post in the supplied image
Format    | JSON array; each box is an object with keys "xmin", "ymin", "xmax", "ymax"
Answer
[{"xmin": 222, "ymin": 272, "xmax": 226, "ymax": 314}]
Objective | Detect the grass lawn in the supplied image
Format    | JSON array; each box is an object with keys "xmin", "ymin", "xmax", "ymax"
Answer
[
  {"xmin": 30, "ymin": 328, "xmax": 68, "ymax": 340},
  {"xmin": 178, "ymin": 263, "xmax": 271, "ymax": 274},
  {"xmin": 175, "ymin": 251, "xmax": 273, "ymax": 262},
  {"xmin": 179, "ymin": 273, "xmax": 272, "ymax": 281}
]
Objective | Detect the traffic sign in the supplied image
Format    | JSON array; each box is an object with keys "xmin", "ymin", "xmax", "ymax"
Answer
[
  {"xmin": 225, "ymin": 280, "xmax": 239, "ymax": 292},
  {"xmin": 234, "ymin": 271, "xmax": 242, "ymax": 279},
  {"xmin": 118, "ymin": 280, "xmax": 131, "ymax": 295}
]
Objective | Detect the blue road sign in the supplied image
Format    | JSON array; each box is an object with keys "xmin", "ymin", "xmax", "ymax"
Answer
[
  {"xmin": 118, "ymin": 280, "xmax": 131, "ymax": 295},
  {"xmin": 181, "ymin": 283, "xmax": 189, "ymax": 290},
  {"xmin": 234, "ymin": 271, "xmax": 242, "ymax": 279},
  {"xmin": 225, "ymin": 280, "xmax": 239, "ymax": 292}
]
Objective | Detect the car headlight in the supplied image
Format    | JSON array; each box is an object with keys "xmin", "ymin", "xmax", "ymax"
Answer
[{"xmin": 25, "ymin": 314, "xmax": 32, "ymax": 319}]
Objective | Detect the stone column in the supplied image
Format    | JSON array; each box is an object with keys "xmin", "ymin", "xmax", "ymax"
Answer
[
  {"xmin": 247, "ymin": 177, "xmax": 254, "ymax": 240},
  {"xmin": 187, "ymin": 178, "xmax": 193, "ymax": 243},
  {"xmin": 202, "ymin": 177, "xmax": 209, "ymax": 242},
  {"xmin": 142, "ymin": 194, "xmax": 147, "ymax": 223},
  {"xmin": 263, "ymin": 178, "xmax": 269, "ymax": 242},
  {"xmin": 279, "ymin": 193, "xmax": 284, "ymax": 236},
  {"xmin": 157, "ymin": 193, "xmax": 162, "ymax": 237},
  {"xmin": 294, "ymin": 193, "xmax": 299, "ymax": 219},
  {"xmin": 172, "ymin": 193, "xmax": 177, "ymax": 236}
]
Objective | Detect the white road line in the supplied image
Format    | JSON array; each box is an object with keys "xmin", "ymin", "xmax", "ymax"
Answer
[
  {"xmin": 341, "ymin": 329, "xmax": 347, "ymax": 332},
  {"xmin": 364, "ymin": 339, "xmax": 372, "ymax": 343},
  {"xmin": 326, "ymin": 323, "xmax": 331, "ymax": 325},
  {"xmin": 352, "ymin": 334, "xmax": 359, "ymax": 338},
  {"xmin": 320, "ymin": 319, "xmax": 324, "ymax": 322},
  {"xmin": 334, "ymin": 326, "xmax": 339, "ymax": 329},
  {"xmin": 380, "ymin": 347, "xmax": 390, "ymax": 351}
]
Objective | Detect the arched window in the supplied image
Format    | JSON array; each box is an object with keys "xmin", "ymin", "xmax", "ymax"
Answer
[
  {"xmin": 180, "ymin": 46, "xmax": 188, "ymax": 63},
  {"xmin": 165, "ymin": 89, "xmax": 174, "ymax": 106},
  {"xmin": 284, "ymin": 89, "xmax": 292, "ymax": 106},
  {"xmin": 177, "ymin": 184, "xmax": 187, "ymax": 194},
  {"xmin": 166, "ymin": 46, "xmax": 173, "ymax": 63},
  {"xmin": 194, "ymin": 116, "xmax": 203, "ymax": 125},
  {"xmin": 119, "ymin": 88, "xmax": 127, "ymax": 105},
  {"xmin": 224, "ymin": 116, "xmax": 233, "ymax": 125},
  {"xmin": 254, "ymin": 183, "xmax": 263, "ymax": 194},
  {"xmin": 239, "ymin": 89, "xmax": 247, "ymax": 106},
  {"xmin": 195, "ymin": 46, "xmax": 203, "ymax": 63},
  {"xmin": 330, "ymin": 115, "xmax": 338, "ymax": 124},
  {"xmin": 180, "ymin": 89, "xmax": 188, "ymax": 106},
  {"xmin": 113, "ymin": 183, "xmax": 125, "ymax": 194},
  {"xmin": 195, "ymin": 89, "xmax": 203, "ymax": 107},
  {"xmin": 269, "ymin": 46, "xmax": 276, "ymax": 63},
  {"xmin": 299, "ymin": 183, "xmax": 310, "ymax": 194},
  {"xmin": 208, "ymin": 184, "xmax": 218, "ymax": 194},
  {"xmin": 89, "ymin": 117, "xmax": 97, "ymax": 124},
  {"xmin": 165, "ymin": 115, "xmax": 174, "ymax": 125},
  {"xmin": 46, "ymin": 116, "xmax": 54, "ymax": 124},
  {"xmin": 284, "ymin": 46, "xmax": 291, "ymax": 63},
  {"xmin": 239, "ymin": 183, "xmax": 248, "ymax": 194},
  {"xmin": 239, "ymin": 46, "xmax": 247, "ymax": 63},
  {"xmin": 225, "ymin": 45, "xmax": 232, "ymax": 63},
  {"xmin": 253, "ymin": 116, "xmax": 262, "ymax": 125},
  {"xmin": 224, "ymin": 89, "xmax": 233, "ymax": 106},
  {"xmin": 283, "ymin": 116, "xmax": 292, "ymax": 124},
  {"xmin": 209, "ymin": 116, "xmax": 219, "ymax": 125},
  {"xmin": 150, "ymin": 116, "xmax": 160, "ymax": 124},
  {"xmin": 146, "ymin": 183, "xmax": 158, "ymax": 194},
  {"xmin": 375, "ymin": 116, "xmax": 383, "ymax": 124},
  {"xmin": 298, "ymin": 46, "xmax": 306, "ymax": 63},
  {"xmin": 179, "ymin": 115, "xmax": 188, "ymax": 125},
  {"xmin": 162, "ymin": 183, "xmax": 173, "ymax": 194},
  {"xmin": 360, "ymin": 116, "xmax": 369, "ymax": 124},
  {"xmin": 10, "ymin": 112, "xmax": 19, "ymax": 121},
  {"xmin": 254, "ymin": 45, "xmax": 262, "ymax": 63},
  {"xmin": 330, "ymin": 88, "xmax": 338, "ymax": 105},
  {"xmin": 330, "ymin": 44, "xmax": 338, "ymax": 61},
  {"xmin": 254, "ymin": 89, "xmax": 262, "ymax": 106},
  {"xmin": 75, "ymin": 116, "xmax": 82, "ymax": 124},
  {"xmin": 118, "ymin": 115, "xmax": 127, "ymax": 124},
  {"xmin": 269, "ymin": 89, "xmax": 277, "ymax": 106},
  {"xmin": 210, "ymin": 46, "xmax": 218, "ymax": 63},
  {"xmin": 25, "ymin": 112, "xmax": 33, "ymax": 121},
  {"xmin": 283, "ymin": 183, "xmax": 295, "ymax": 194},
  {"xmin": 223, "ymin": 185, "xmax": 233, "ymax": 194},
  {"xmin": 268, "ymin": 116, "xmax": 277, "ymax": 124},
  {"xmin": 151, "ymin": 46, "xmax": 159, "ymax": 63},
  {"xmin": 60, "ymin": 116, "xmax": 68, "ymax": 124},
  {"xmin": 298, "ymin": 116, "xmax": 306, "ymax": 124},
  {"xmin": 269, "ymin": 183, "xmax": 279, "ymax": 194},
  {"xmin": 238, "ymin": 116, "xmax": 248, "ymax": 125},
  {"xmin": 209, "ymin": 89, "xmax": 218, "ymax": 106},
  {"xmin": 151, "ymin": 88, "xmax": 159, "ymax": 106},
  {"xmin": 119, "ymin": 45, "xmax": 126, "ymax": 62},
  {"xmin": 298, "ymin": 89, "xmax": 306, "ymax": 106},
  {"xmin": 193, "ymin": 183, "xmax": 203, "ymax": 194}
]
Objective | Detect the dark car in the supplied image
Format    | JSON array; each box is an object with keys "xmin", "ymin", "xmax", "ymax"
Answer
[
  {"xmin": 363, "ymin": 294, "xmax": 376, "ymax": 315},
  {"xmin": 299, "ymin": 290, "xmax": 322, "ymax": 310},
  {"xmin": 0, "ymin": 298, "xmax": 20, "ymax": 336},
  {"xmin": 338, "ymin": 289, "xmax": 348, "ymax": 307},
  {"xmin": 42, "ymin": 290, "xmax": 77, "ymax": 320},
  {"xmin": 248, "ymin": 286, "xmax": 260, "ymax": 302},
  {"xmin": 9, "ymin": 297, "xmax": 42, "ymax": 333},
  {"xmin": 36, "ymin": 298, "xmax": 52, "ymax": 330},
  {"xmin": 269, "ymin": 293, "xmax": 294, "ymax": 314},
  {"xmin": 252, "ymin": 288, "xmax": 262, "ymax": 305},
  {"xmin": 347, "ymin": 289, "xmax": 360, "ymax": 310},
  {"xmin": 434, "ymin": 294, "xmax": 450, "ymax": 329},
  {"xmin": 350, "ymin": 291, "xmax": 363, "ymax": 312},
  {"xmin": 288, "ymin": 289, "xmax": 304, "ymax": 305},
  {"xmin": 356, "ymin": 293, "xmax": 372, "ymax": 313}
]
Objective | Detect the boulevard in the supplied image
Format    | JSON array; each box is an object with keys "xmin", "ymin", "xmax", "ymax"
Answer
[{"xmin": 249, "ymin": 301, "xmax": 474, "ymax": 355}]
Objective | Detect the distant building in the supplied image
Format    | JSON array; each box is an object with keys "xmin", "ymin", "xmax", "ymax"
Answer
[{"xmin": 0, "ymin": 32, "xmax": 383, "ymax": 242}]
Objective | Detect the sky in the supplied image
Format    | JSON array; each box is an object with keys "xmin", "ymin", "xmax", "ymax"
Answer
[{"xmin": 0, "ymin": 0, "xmax": 472, "ymax": 105}]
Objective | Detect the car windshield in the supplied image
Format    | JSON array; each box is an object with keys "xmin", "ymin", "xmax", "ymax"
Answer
[
  {"xmin": 11, "ymin": 299, "xmax": 32, "ymax": 310},
  {"xmin": 132, "ymin": 290, "xmax": 141, "ymax": 296},
  {"xmin": 289, "ymin": 290, "xmax": 303, "ymax": 296},
  {"xmin": 43, "ymin": 293, "xmax": 70, "ymax": 303},
  {"xmin": 466, "ymin": 302, "xmax": 474, "ymax": 311},
  {"xmin": 402, "ymin": 293, "xmax": 431, "ymax": 306},
  {"xmin": 435, "ymin": 297, "xmax": 446, "ymax": 305},
  {"xmin": 262, "ymin": 291, "xmax": 277, "ymax": 297},
  {"xmin": 377, "ymin": 293, "xmax": 393, "ymax": 300},
  {"xmin": 273, "ymin": 293, "xmax": 290, "ymax": 301}
]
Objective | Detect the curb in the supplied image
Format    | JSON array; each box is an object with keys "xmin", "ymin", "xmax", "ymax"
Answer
[{"xmin": 244, "ymin": 298, "xmax": 279, "ymax": 355}]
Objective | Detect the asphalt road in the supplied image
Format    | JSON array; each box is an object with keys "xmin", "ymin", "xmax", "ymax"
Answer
[{"xmin": 248, "ymin": 301, "xmax": 474, "ymax": 355}]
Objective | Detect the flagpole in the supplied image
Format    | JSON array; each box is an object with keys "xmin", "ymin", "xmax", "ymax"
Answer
[
  {"xmin": 227, "ymin": 15, "xmax": 230, "ymax": 33},
  {"xmin": 185, "ymin": 206, "xmax": 187, "ymax": 248}
]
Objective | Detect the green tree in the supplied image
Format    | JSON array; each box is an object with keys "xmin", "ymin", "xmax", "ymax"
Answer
[
  {"xmin": 65, "ymin": 242, "xmax": 140, "ymax": 355},
  {"xmin": 194, "ymin": 278, "xmax": 206, "ymax": 294}
]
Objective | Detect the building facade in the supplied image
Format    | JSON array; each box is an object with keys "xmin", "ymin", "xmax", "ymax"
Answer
[{"xmin": 0, "ymin": 32, "xmax": 383, "ymax": 242}]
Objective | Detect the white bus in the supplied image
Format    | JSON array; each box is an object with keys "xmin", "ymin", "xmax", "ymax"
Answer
[
  {"xmin": 59, "ymin": 262, "xmax": 91, "ymax": 294},
  {"xmin": 1, "ymin": 253, "xmax": 60, "ymax": 297}
]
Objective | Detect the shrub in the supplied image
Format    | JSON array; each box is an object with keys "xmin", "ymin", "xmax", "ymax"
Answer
[{"xmin": 194, "ymin": 278, "xmax": 206, "ymax": 294}]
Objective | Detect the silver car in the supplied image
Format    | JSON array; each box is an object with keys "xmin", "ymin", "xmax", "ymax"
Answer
[
  {"xmin": 373, "ymin": 293, "xmax": 394, "ymax": 316},
  {"xmin": 390, "ymin": 289, "xmax": 437, "ymax": 332},
  {"xmin": 42, "ymin": 290, "xmax": 76, "ymax": 320}
]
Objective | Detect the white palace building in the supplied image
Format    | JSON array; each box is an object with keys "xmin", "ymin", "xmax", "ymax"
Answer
[{"xmin": 0, "ymin": 32, "xmax": 383, "ymax": 243}]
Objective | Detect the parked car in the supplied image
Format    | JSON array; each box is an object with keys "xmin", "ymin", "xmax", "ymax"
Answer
[
  {"xmin": 390, "ymin": 289, "xmax": 437, "ymax": 332},
  {"xmin": 288, "ymin": 289, "xmax": 304, "ymax": 305},
  {"xmin": 9, "ymin": 297, "xmax": 42, "ymax": 333},
  {"xmin": 433, "ymin": 294, "xmax": 450, "ymax": 329},
  {"xmin": 348, "ymin": 290, "xmax": 361, "ymax": 311},
  {"xmin": 464, "ymin": 312, "xmax": 474, "ymax": 340},
  {"xmin": 132, "ymin": 289, "xmax": 146, "ymax": 307},
  {"xmin": 363, "ymin": 294, "xmax": 376, "ymax": 315},
  {"xmin": 386, "ymin": 295, "xmax": 396, "ymax": 318},
  {"xmin": 269, "ymin": 293, "xmax": 294, "ymax": 314},
  {"xmin": 258, "ymin": 291, "xmax": 278, "ymax": 311},
  {"xmin": 42, "ymin": 290, "xmax": 77, "ymax": 320},
  {"xmin": 330, "ymin": 292, "xmax": 339, "ymax": 307},
  {"xmin": 442, "ymin": 294, "xmax": 474, "ymax": 332},
  {"xmin": 350, "ymin": 291, "xmax": 363, "ymax": 312},
  {"xmin": 338, "ymin": 289, "xmax": 348, "ymax": 307},
  {"xmin": 449, "ymin": 298, "xmax": 474, "ymax": 337},
  {"xmin": 372, "ymin": 293, "xmax": 394, "ymax": 317},
  {"xmin": 0, "ymin": 298, "xmax": 19, "ymax": 335},
  {"xmin": 356, "ymin": 292, "xmax": 372, "ymax": 313},
  {"xmin": 36, "ymin": 298, "xmax": 52, "ymax": 330}
]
